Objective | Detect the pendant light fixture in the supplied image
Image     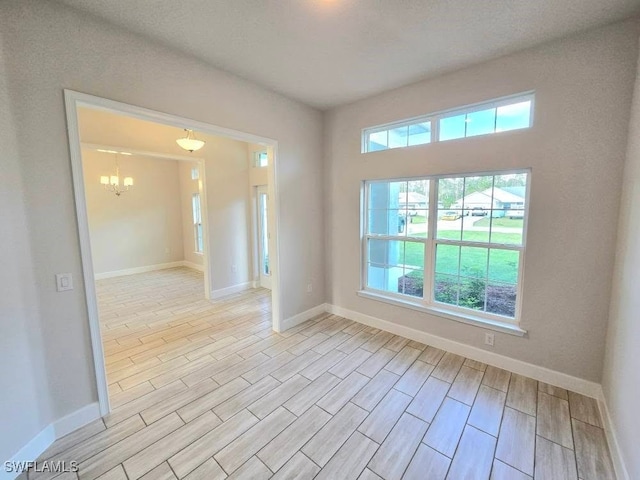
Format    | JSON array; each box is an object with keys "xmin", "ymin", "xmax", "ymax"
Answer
[
  {"xmin": 99, "ymin": 151, "xmax": 134, "ymax": 197},
  {"xmin": 176, "ymin": 129, "xmax": 205, "ymax": 152}
]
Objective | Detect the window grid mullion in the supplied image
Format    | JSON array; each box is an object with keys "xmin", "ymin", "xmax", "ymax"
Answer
[{"xmin": 363, "ymin": 170, "xmax": 527, "ymax": 322}]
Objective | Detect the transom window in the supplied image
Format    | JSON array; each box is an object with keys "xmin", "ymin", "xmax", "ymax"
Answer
[
  {"xmin": 362, "ymin": 93, "xmax": 534, "ymax": 153},
  {"xmin": 363, "ymin": 170, "xmax": 529, "ymax": 324}
]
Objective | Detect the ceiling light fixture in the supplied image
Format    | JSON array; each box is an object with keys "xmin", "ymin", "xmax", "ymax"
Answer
[
  {"xmin": 176, "ymin": 129, "xmax": 205, "ymax": 152},
  {"xmin": 100, "ymin": 152, "xmax": 134, "ymax": 197}
]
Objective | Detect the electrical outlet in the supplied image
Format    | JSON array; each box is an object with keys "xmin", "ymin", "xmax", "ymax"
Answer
[
  {"xmin": 307, "ymin": 283, "xmax": 312, "ymax": 293},
  {"xmin": 484, "ymin": 332, "xmax": 495, "ymax": 347},
  {"xmin": 55, "ymin": 273, "xmax": 73, "ymax": 292}
]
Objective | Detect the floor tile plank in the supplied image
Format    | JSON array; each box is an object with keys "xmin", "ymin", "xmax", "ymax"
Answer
[
  {"xmin": 446, "ymin": 425, "xmax": 496, "ymax": 480},
  {"xmin": 423, "ymin": 397, "xmax": 471, "ymax": 458},
  {"xmin": 303, "ymin": 402, "xmax": 369, "ymax": 467},
  {"xmin": 506, "ymin": 374, "xmax": 537, "ymax": 417},
  {"xmin": 271, "ymin": 452, "xmax": 319, "ymax": 480},
  {"xmin": 537, "ymin": 391, "xmax": 573, "ymax": 449},
  {"xmin": 495, "ymin": 407, "xmax": 536, "ymax": 476},
  {"xmin": 168, "ymin": 409, "xmax": 259, "ymax": 478},
  {"xmin": 448, "ymin": 365, "xmax": 484, "ymax": 406},
  {"xmin": 257, "ymin": 405, "xmax": 331, "ymax": 472},
  {"xmin": 367, "ymin": 413, "xmax": 428, "ymax": 480},
  {"xmin": 359, "ymin": 389, "xmax": 413, "ymax": 444},
  {"xmin": 214, "ymin": 407, "xmax": 296, "ymax": 474},
  {"xmin": 467, "ymin": 384, "xmax": 506, "ymax": 437},
  {"xmin": 534, "ymin": 436, "xmax": 577, "ymax": 480},
  {"xmin": 572, "ymin": 419, "xmax": 615, "ymax": 480},
  {"xmin": 403, "ymin": 444, "xmax": 450, "ymax": 480},
  {"xmin": 352, "ymin": 369, "xmax": 400, "ymax": 411},
  {"xmin": 314, "ymin": 432, "xmax": 379, "ymax": 480},
  {"xmin": 406, "ymin": 376, "xmax": 450, "ymax": 423},
  {"xmin": 393, "ymin": 360, "xmax": 434, "ymax": 397},
  {"xmin": 568, "ymin": 392, "xmax": 602, "ymax": 428}
]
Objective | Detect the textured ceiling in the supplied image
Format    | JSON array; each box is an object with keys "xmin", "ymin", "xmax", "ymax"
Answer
[{"xmin": 59, "ymin": 0, "xmax": 640, "ymax": 109}]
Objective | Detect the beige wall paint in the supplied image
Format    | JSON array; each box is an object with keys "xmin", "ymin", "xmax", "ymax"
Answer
[
  {"xmin": 0, "ymin": 34, "xmax": 52, "ymax": 462},
  {"xmin": 82, "ymin": 150, "xmax": 184, "ymax": 274},
  {"xmin": 179, "ymin": 162, "xmax": 204, "ymax": 268},
  {"xmin": 0, "ymin": 0, "xmax": 323, "ymax": 433},
  {"xmin": 602, "ymin": 41, "xmax": 640, "ymax": 480},
  {"xmin": 324, "ymin": 20, "xmax": 640, "ymax": 383}
]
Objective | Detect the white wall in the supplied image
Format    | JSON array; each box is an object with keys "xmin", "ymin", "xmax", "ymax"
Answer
[
  {"xmin": 82, "ymin": 151, "xmax": 184, "ymax": 274},
  {"xmin": 201, "ymin": 134, "xmax": 253, "ymax": 291},
  {"xmin": 0, "ymin": 0, "xmax": 324, "ymax": 446},
  {"xmin": 324, "ymin": 20, "xmax": 640, "ymax": 383},
  {"xmin": 601, "ymin": 41, "xmax": 640, "ymax": 480},
  {"xmin": 0, "ymin": 34, "xmax": 52, "ymax": 462},
  {"xmin": 179, "ymin": 161, "xmax": 204, "ymax": 268}
]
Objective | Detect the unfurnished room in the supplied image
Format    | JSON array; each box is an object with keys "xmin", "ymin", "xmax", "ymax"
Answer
[{"xmin": 1, "ymin": 1, "xmax": 640, "ymax": 480}]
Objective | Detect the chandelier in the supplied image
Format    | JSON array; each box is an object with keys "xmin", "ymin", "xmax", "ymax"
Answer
[
  {"xmin": 99, "ymin": 150, "xmax": 134, "ymax": 197},
  {"xmin": 176, "ymin": 129, "xmax": 205, "ymax": 152}
]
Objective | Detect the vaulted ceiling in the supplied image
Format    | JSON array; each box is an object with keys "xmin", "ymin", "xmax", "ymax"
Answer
[{"xmin": 59, "ymin": 0, "xmax": 640, "ymax": 109}]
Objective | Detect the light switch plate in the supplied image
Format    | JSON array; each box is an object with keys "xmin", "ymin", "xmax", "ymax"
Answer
[{"xmin": 56, "ymin": 273, "xmax": 73, "ymax": 292}]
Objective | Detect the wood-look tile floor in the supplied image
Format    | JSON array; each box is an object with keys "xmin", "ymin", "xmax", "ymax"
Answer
[{"xmin": 33, "ymin": 268, "xmax": 616, "ymax": 480}]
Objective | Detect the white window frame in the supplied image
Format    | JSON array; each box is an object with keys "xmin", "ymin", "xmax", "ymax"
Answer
[
  {"xmin": 360, "ymin": 169, "xmax": 531, "ymax": 336},
  {"xmin": 362, "ymin": 92, "xmax": 535, "ymax": 153},
  {"xmin": 192, "ymin": 193, "xmax": 203, "ymax": 254}
]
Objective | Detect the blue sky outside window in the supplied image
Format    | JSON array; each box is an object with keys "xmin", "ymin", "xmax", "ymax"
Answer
[
  {"xmin": 439, "ymin": 114, "xmax": 466, "ymax": 141},
  {"xmin": 466, "ymin": 108, "xmax": 496, "ymax": 137},
  {"xmin": 364, "ymin": 93, "xmax": 533, "ymax": 152},
  {"xmin": 496, "ymin": 101, "xmax": 531, "ymax": 132},
  {"xmin": 408, "ymin": 122, "xmax": 431, "ymax": 146}
]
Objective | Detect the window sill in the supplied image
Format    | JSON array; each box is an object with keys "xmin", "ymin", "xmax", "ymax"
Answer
[
  {"xmin": 194, "ymin": 252, "xmax": 204, "ymax": 256},
  {"xmin": 357, "ymin": 290, "xmax": 527, "ymax": 337}
]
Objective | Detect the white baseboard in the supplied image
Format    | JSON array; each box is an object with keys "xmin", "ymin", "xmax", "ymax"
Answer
[
  {"xmin": 327, "ymin": 304, "xmax": 602, "ymax": 399},
  {"xmin": 210, "ymin": 281, "xmax": 253, "ymax": 300},
  {"xmin": 2, "ymin": 402, "xmax": 100, "ymax": 480},
  {"xmin": 182, "ymin": 261, "xmax": 204, "ymax": 272},
  {"xmin": 52, "ymin": 402, "xmax": 101, "ymax": 439},
  {"xmin": 598, "ymin": 394, "xmax": 629, "ymax": 480},
  {"xmin": 94, "ymin": 261, "xmax": 185, "ymax": 280},
  {"xmin": 279, "ymin": 303, "xmax": 329, "ymax": 332}
]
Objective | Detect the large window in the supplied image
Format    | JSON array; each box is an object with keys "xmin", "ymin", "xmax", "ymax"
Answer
[
  {"xmin": 363, "ymin": 171, "xmax": 529, "ymax": 325},
  {"xmin": 192, "ymin": 193, "xmax": 203, "ymax": 254},
  {"xmin": 362, "ymin": 93, "xmax": 533, "ymax": 153}
]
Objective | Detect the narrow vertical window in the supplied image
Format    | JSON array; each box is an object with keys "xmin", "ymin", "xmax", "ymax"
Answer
[{"xmin": 192, "ymin": 193, "xmax": 203, "ymax": 253}]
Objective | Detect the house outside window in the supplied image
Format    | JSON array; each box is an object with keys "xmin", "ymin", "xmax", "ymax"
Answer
[{"xmin": 362, "ymin": 170, "xmax": 529, "ymax": 327}]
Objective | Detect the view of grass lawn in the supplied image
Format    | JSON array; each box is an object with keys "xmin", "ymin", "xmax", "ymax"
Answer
[
  {"xmin": 474, "ymin": 217, "xmax": 523, "ymax": 228},
  {"xmin": 400, "ymin": 241, "xmax": 519, "ymax": 284},
  {"xmin": 436, "ymin": 229, "xmax": 522, "ymax": 244},
  {"xmin": 409, "ymin": 215, "xmax": 427, "ymax": 224}
]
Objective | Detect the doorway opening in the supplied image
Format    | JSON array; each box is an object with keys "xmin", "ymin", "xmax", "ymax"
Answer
[{"xmin": 64, "ymin": 90, "xmax": 282, "ymax": 416}]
